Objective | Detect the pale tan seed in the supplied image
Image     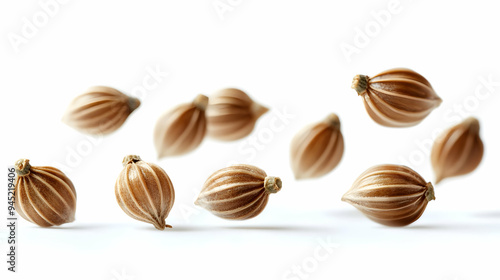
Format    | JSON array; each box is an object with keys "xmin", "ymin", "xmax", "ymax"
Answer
[
  {"xmin": 290, "ymin": 113, "xmax": 344, "ymax": 179},
  {"xmin": 154, "ymin": 94, "xmax": 208, "ymax": 158},
  {"xmin": 63, "ymin": 86, "xmax": 140, "ymax": 135},
  {"xmin": 206, "ymin": 88, "xmax": 269, "ymax": 141},
  {"xmin": 431, "ymin": 117, "xmax": 484, "ymax": 184}
]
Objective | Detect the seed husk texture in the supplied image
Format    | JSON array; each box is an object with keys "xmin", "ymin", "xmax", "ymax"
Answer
[
  {"xmin": 290, "ymin": 113, "xmax": 344, "ymax": 180},
  {"xmin": 63, "ymin": 86, "xmax": 140, "ymax": 135},
  {"xmin": 195, "ymin": 164, "xmax": 281, "ymax": 220},
  {"xmin": 351, "ymin": 68, "xmax": 442, "ymax": 127},
  {"xmin": 115, "ymin": 155, "xmax": 175, "ymax": 230},
  {"xmin": 206, "ymin": 88, "xmax": 269, "ymax": 141},
  {"xmin": 154, "ymin": 94, "xmax": 208, "ymax": 158},
  {"xmin": 431, "ymin": 117, "xmax": 484, "ymax": 184},
  {"xmin": 14, "ymin": 159, "xmax": 77, "ymax": 227},
  {"xmin": 342, "ymin": 164, "xmax": 435, "ymax": 227}
]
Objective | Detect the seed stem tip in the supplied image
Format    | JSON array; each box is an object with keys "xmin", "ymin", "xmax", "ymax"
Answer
[
  {"xmin": 264, "ymin": 176, "xmax": 282, "ymax": 194},
  {"xmin": 15, "ymin": 159, "xmax": 31, "ymax": 176},
  {"xmin": 351, "ymin": 74, "xmax": 369, "ymax": 95},
  {"xmin": 122, "ymin": 155, "xmax": 142, "ymax": 166},
  {"xmin": 425, "ymin": 182, "xmax": 435, "ymax": 201}
]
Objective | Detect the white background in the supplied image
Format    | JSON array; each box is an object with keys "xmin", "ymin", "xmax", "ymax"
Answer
[{"xmin": 1, "ymin": 0, "xmax": 500, "ymax": 279}]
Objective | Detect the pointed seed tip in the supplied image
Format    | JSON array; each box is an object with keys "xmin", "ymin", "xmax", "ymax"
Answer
[
  {"xmin": 128, "ymin": 96, "xmax": 141, "ymax": 112},
  {"xmin": 434, "ymin": 174, "xmax": 443, "ymax": 185},
  {"xmin": 152, "ymin": 218, "xmax": 168, "ymax": 230},
  {"xmin": 291, "ymin": 170, "xmax": 301, "ymax": 180},
  {"xmin": 324, "ymin": 113, "xmax": 341, "ymax": 128},
  {"xmin": 251, "ymin": 102, "xmax": 269, "ymax": 118},
  {"xmin": 155, "ymin": 225, "xmax": 165, "ymax": 231},
  {"xmin": 464, "ymin": 117, "xmax": 480, "ymax": 131},
  {"xmin": 193, "ymin": 94, "xmax": 209, "ymax": 111}
]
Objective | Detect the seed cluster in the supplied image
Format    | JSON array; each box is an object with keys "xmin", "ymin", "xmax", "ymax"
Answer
[{"xmin": 13, "ymin": 68, "xmax": 485, "ymax": 229}]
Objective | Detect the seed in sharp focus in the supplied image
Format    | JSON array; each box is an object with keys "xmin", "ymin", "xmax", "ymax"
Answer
[
  {"xmin": 14, "ymin": 159, "xmax": 77, "ymax": 227},
  {"xmin": 206, "ymin": 88, "xmax": 269, "ymax": 141},
  {"xmin": 154, "ymin": 94, "xmax": 208, "ymax": 158},
  {"xmin": 62, "ymin": 86, "xmax": 140, "ymax": 135},
  {"xmin": 115, "ymin": 155, "xmax": 175, "ymax": 230},
  {"xmin": 431, "ymin": 117, "xmax": 484, "ymax": 184},
  {"xmin": 342, "ymin": 164, "xmax": 435, "ymax": 227},
  {"xmin": 351, "ymin": 68, "xmax": 442, "ymax": 127},
  {"xmin": 195, "ymin": 164, "xmax": 281, "ymax": 220},
  {"xmin": 290, "ymin": 113, "xmax": 344, "ymax": 180}
]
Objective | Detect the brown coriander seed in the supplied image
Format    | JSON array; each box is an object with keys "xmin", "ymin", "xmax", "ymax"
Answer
[
  {"xmin": 290, "ymin": 113, "xmax": 344, "ymax": 180},
  {"xmin": 342, "ymin": 164, "xmax": 435, "ymax": 227},
  {"xmin": 63, "ymin": 86, "xmax": 140, "ymax": 135},
  {"xmin": 206, "ymin": 88, "xmax": 269, "ymax": 141},
  {"xmin": 351, "ymin": 68, "xmax": 442, "ymax": 127},
  {"xmin": 195, "ymin": 164, "xmax": 281, "ymax": 220},
  {"xmin": 115, "ymin": 155, "xmax": 175, "ymax": 230},
  {"xmin": 14, "ymin": 159, "xmax": 77, "ymax": 227},
  {"xmin": 431, "ymin": 117, "xmax": 484, "ymax": 184},
  {"xmin": 154, "ymin": 94, "xmax": 208, "ymax": 158}
]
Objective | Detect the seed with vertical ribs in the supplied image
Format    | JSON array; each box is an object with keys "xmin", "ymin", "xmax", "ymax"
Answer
[
  {"xmin": 431, "ymin": 117, "xmax": 484, "ymax": 184},
  {"xmin": 115, "ymin": 155, "xmax": 175, "ymax": 230},
  {"xmin": 206, "ymin": 88, "xmax": 269, "ymax": 141},
  {"xmin": 290, "ymin": 113, "xmax": 344, "ymax": 179},
  {"xmin": 154, "ymin": 94, "xmax": 208, "ymax": 158},
  {"xmin": 351, "ymin": 68, "xmax": 442, "ymax": 127},
  {"xmin": 63, "ymin": 86, "xmax": 140, "ymax": 135},
  {"xmin": 195, "ymin": 164, "xmax": 281, "ymax": 220},
  {"xmin": 14, "ymin": 159, "xmax": 77, "ymax": 227},
  {"xmin": 342, "ymin": 164, "xmax": 435, "ymax": 227}
]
